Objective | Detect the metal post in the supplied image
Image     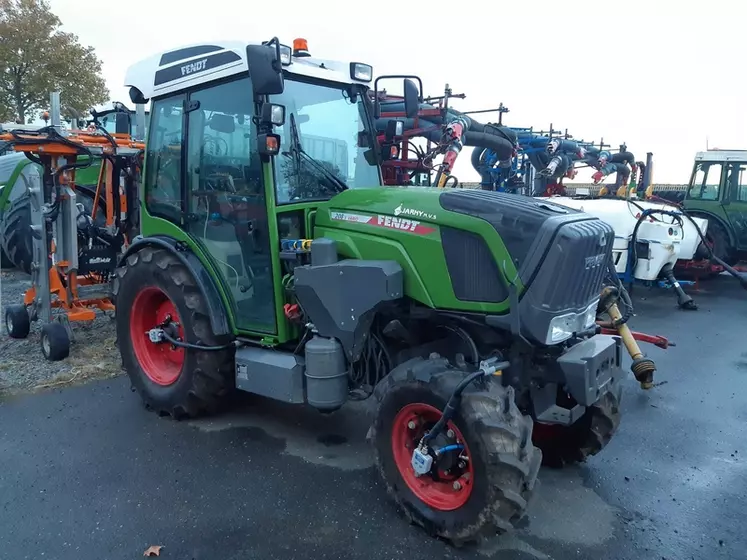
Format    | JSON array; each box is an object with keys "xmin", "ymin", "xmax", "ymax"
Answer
[
  {"xmin": 49, "ymin": 91, "xmax": 62, "ymax": 134},
  {"xmin": 135, "ymin": 104, "xmax": 146, "ymax": 140},
  {"xmin": 644, "ymin": 152, "xmax": 654, "ymax": 189},
  {"xmin": 28, "ymin": 170, "xmax": 51, "ymax": 322}
]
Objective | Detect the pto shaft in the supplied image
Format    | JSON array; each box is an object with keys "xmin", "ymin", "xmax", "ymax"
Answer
[{"xmin": 605, "ymin": 301, "xmax": 656, "ymax": 390}]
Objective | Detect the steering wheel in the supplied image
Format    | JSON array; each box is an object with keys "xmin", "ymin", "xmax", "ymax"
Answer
[{"xmin": 203, "ymin": 135, "xmax": 229, "ymax": 156}]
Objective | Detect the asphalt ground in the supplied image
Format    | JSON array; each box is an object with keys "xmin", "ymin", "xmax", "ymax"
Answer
[{"xmin": 0, "ymin": 272, "xmax": 745, "ymax": 560}]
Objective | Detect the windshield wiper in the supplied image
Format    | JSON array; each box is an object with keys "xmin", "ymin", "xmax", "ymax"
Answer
[{"xmin": 286, "ymin": 113, "xmax": 348, "ymax": 193}]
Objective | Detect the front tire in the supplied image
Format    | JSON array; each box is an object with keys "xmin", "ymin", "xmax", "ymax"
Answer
[
  {"xmin": 370, "ymin": 356, "xmax": 541, "ymax": 544},
  {"xmin": 533, "ymin": 389, "xmax": 621, "ymax": 468},
  {"xmin": 112, "ymin": 246, "xmax": 235, "ymax": 418}
]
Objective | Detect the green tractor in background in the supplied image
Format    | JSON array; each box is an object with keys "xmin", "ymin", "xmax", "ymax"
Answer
[
  {"xmin": 0, "ymin": 104, "xmax": 147, "ymax": 272},
  {"xmin": 114, "ymin": 38, "xmax": 626, "ymax": 544},
  {"xmin": 683, "ymin": 150, "xmax": 747, "ymax": 265}
]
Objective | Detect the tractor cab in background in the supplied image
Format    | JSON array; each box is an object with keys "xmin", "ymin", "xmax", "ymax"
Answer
[
  {"xmin": 90, "ymin": 102, "xmax": 149, "ymax": 139},
  {"xmin": 684, "ymin": 150, "xmax": 747, "ymax": 265}
]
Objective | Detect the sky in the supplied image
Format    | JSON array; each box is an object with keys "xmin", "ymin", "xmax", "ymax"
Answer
[{"xmin": 47, "ymin": 0, "xmax": 747, "ymax": 185}]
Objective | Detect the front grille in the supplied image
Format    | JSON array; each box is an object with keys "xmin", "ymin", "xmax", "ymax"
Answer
[
  {"xmin": 530, "ymin": 219, "xmax": 614, "ymax": 310},
  {"xmin": 439, "ymin": 190, "xmax": 580, "ymax": 270},
  {"xmin": 441, "ymin": 227, "xmax": 508, "ymax": 303}
]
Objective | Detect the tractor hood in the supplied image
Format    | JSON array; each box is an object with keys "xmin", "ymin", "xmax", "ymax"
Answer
[
  {"xmin": 313, "ymin": 187, "xmax": 614, "ymax": 342},
  {"xmin": 320, "ymin": 187, "xmax": 445, "ymax": 224}
]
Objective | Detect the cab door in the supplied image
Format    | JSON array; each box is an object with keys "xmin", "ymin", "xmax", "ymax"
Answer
[
  {"xmin": 182, "ymin": 76, "xmax": 277, "ymax": 334},
  {"xmin": 724, "ymin": 162, "xmax": 747, "ymax": 250}
]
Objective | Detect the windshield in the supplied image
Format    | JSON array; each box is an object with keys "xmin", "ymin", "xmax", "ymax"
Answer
[
  {"xmin": 687, "ymin": 162, "xmax": 723, "ymax": 201},
  {"xmin": 270, "ymin": 78, "xmax": 381, "ymax": 204},
  {"xmin": 100, "ymin": 112, "xmax": 149, "ymax": 137}
]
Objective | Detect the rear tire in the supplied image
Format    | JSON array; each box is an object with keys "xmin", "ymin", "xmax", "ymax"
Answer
[
  {"xmin": 0, "ymin": 186, "xmax": 106, "ymax": 275},
  {"xmin": 112, "ymin": 246, "xmax": 235, "ymax": 419},
  {"xmin": 1, "ymin": 248, "xmax": 13, "ymax": 269},
  {"xmin": 705, "ymin": 220, "xmax": 737, "ymax": 267},
  {"xmin": 371, "ymin": 356, "xmax": 541, "ymax": 544},
  {"xmin": 533, "ymin": 389, "xmax": 621, "ymax": 468},
  {"xmin": 0, "ymin": 191, "xmax": 33, "ymax": 274}
]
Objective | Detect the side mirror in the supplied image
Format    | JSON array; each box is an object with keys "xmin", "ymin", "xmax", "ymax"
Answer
[
  {"xmin": 129, "ymin": 86, "xmax": 148, "ymax": 105},
  {"xmin": 260, "ymin": 103, "xmax": 286, "ymax": 127},
  {"xmin": 115, "ymin": 112, "xmax": 130, "ymax": 134},
  {"xmin": 384, "ymin": 120, "xmax": 404, "ymax": 141},
  {"xmin": 403, "ymin": 79, "xmax": 419, "ymax": 119},
  {"xmin": 247, "ymin": 39, "xmax": 284, "ymax": 96},
  {"xmin": 372, "ymin": 74, "xmax": 423, "ymax": 119}
]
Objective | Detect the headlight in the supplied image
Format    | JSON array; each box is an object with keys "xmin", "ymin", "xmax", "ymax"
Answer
[
  {"xmin": 547, "ymin": 313, "xmax": 577, "ymax": 344},
  {"xmin": 545, "ymin": 299, "xmax": 599, "ymax": 345},
  {"xmin": 581, "ymin": 300, "xmax": 599, "ymax": 330}
]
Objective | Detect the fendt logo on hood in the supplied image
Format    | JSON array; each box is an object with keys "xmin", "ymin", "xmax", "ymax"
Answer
[{"xmin": 394, "ymin": 204, "xmax": 436, "ymax": 221}]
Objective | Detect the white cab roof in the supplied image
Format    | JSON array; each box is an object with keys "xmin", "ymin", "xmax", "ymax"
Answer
[
  {"xmin": 695, "ymin": 150, "xmax": 747, "ymax": 162},
  {"xmin": 124, "ymin": 40, "xmax": 370, "ymax": 100}
]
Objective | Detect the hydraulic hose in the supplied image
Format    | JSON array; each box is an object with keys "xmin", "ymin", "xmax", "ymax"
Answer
[
  {"xmin": 375, "ymin": 101, "xmax": 518, "ymax": 165},
  {"xmin": 630, "ymin": 203, "xmax": 746, "ymax": 290},
  {"xmin": 159, "ymin": 326, "xmax": 235, "ymax": 351},
  {"xmin": 422, "ymin": 359, "xmax": 508, "ymax": 445},
  {"xmin": 610, "ymin": 151, "xmax": 636, "ymax": 166},
  {"xmin": 677, "ymin": 209, "xmax": 747, "ymax": 290}
]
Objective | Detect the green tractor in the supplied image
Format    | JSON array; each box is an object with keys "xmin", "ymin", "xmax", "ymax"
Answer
[
  {"xmin": 683, "ymin": 150, "xmax": 747, "ymax": 265},
  {"xmin": 115, "ymin": 38, "xmax": 625, "ymax": 543}
]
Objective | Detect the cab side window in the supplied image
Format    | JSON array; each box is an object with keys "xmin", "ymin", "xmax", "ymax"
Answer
[
  {"xmin": 726, "ymin": 163, "xmax": 747, "ymax": 202},
  {"xmin": 687, "ymin": 162, "xmax": 723, "ymax": 201},
  {"xmin": 144, "ymin": 95, "xmax": 185, "ymax": 223}
]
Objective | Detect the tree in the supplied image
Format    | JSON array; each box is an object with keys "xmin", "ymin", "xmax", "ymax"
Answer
[{"xmin": 0, "ymin": 0, "xmax": 109, "ymax": 123}]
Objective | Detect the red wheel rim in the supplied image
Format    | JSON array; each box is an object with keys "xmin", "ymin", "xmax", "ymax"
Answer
[
  {"xmin": 390, "ymin": 403, "xmax": 474, "ymax": 511},
  {"xmin": 532, "ymin": 421, "xmax": 564, "ymax": 444},
  {"xmin": 129, "ymin": 287, "xmax": 185, "ymax": 386}
]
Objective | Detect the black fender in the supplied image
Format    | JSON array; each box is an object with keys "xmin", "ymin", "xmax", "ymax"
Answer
[
  {"xmin": 684, "ymin": 209, "xmax": 737, "ymax": 247},
  {"xmin": 118, "ymin": 235, "xmax": 231, "ymax": 335}
]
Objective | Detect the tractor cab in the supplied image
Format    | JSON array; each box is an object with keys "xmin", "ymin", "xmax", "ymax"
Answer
[
  {"xmin": 124, "ymin": 38, "xmax": 409, "ymax": 338},
  {"xmin": 684, "ymin": 150, "xmax": 747, "ymax": 263}
]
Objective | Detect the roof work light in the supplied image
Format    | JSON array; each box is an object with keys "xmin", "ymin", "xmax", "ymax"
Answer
[
  {"xmin": 278, "ymin": 44, "xmax": 292, "ymax": 65},
  {"xmin": 350, "ymin": 62, "xmax": 373, "ymax": 82}
]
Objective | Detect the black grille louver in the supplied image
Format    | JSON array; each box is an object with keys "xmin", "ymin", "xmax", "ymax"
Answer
[
  {"xmin": 533, "ymin": 219, "xmax": 613, "ymax": 309},
  {"xmin": 440, "ymin": 227, "xmax": 508, "ymax": 303},
  {"xmin": 440, "ymin": 190, "xmax": 579, "ymax": 270},
  {"xmin": 439, "ymin": 189, "xmax": 614, "ymax": 314}
]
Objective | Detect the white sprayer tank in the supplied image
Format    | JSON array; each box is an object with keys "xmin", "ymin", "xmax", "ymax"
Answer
[{"xmin": 540, "ymin": 197, "xmax": 682, "ymax": 281}]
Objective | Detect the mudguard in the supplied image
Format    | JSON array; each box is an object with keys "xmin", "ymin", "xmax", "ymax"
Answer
[{"xmin": 118, "ymin": 235, "xmax": 230, "ymax": 335}]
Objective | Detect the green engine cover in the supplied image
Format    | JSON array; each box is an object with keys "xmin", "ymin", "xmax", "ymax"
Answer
[{"xmin": 313, "ymin": 187, "xmax": 520, "ymax": 314}]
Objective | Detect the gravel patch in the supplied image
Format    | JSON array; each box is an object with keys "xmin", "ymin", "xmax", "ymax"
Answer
[{"xmin": 0, "ymin": 268, "xmax": 123, "ymax": 396}]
